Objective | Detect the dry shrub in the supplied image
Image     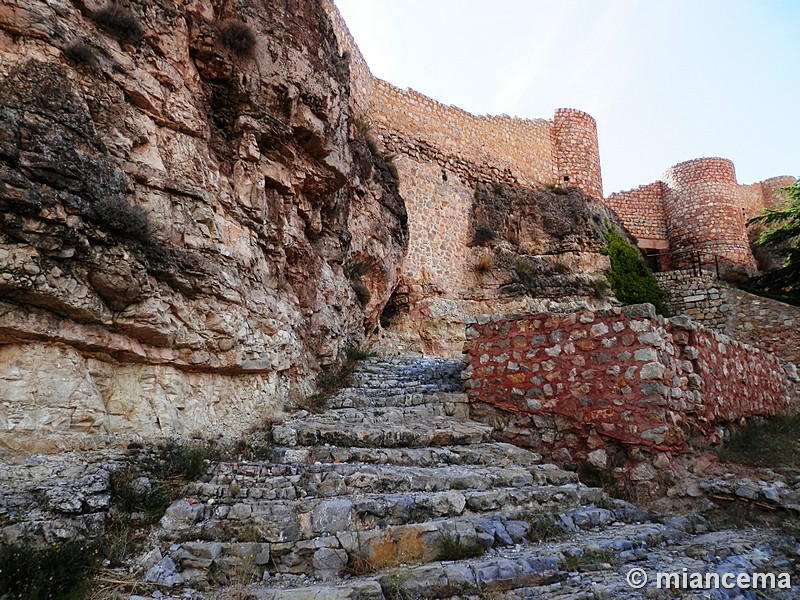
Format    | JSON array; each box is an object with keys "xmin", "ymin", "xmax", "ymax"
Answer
[
  {"xmin": 219, "ymin": 19, "xmax": 257, "ymax": 57},
  {"xmin": 92, "ymin": 4, "xmax": 144, "ymax": 45}
]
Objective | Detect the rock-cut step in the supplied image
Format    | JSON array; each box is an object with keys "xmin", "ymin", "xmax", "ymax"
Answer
[
  {"xmin": 272, "ymin": 404, "xmax": 493, "ymax": 448},
  {"xmin": 269, "ymin": 441, "xmax": 544, "ymax": 469},
  {"xmin": 225, "ymin": 519, "xmax": 690, "ymax": 599},
  {"xmin": 326, "ymin": 357, "xmax": 465, "ymax": 410}
]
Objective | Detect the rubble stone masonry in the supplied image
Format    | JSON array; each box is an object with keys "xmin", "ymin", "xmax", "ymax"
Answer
[
  {"xmin": 661, "ymin": 158, "xmax": 754, "ymax": 269},
  {"xmin": 465, "ymin": 307, "xmax": 795, "ymax": 464}
]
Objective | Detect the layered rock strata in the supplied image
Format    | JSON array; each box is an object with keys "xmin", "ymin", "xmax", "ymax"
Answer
[{"xmin": 0, "ymin": 0, "xmax": 407, "ymax": 450}]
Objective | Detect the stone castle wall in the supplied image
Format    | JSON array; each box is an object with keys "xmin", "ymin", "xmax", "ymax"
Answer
[
  {"xmin": 725, "ymin": 288, "xmax": 800, "ymax": 365},
  {"xmin": 607, "ymin": 160, "xmax": 795, "ymax": 270},
  {"xmin": 661, "ymin": 158, "xmax": 754, "ymax": 269},
  {"xmin": 322, "ymin": 1, "xmax": 602, "ymax": 197},
  {"xmin": 464, "ymin": 307, "xmax": 795, "ymax": 469},
  {"xmin": 552, "ymin": 109, "xmax": 603, "ymax": 199},
  {"xmin": 604, "ymin": 182, "xmax": 667, "ymax": 248}
]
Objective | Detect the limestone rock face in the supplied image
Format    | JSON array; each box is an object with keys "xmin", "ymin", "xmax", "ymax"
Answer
[{"xmin": 0, "ymin": 0, "xmax": 407, "ymax": 450}]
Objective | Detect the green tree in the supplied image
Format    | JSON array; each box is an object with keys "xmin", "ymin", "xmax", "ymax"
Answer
[
  {"xmin": 601, "ymin": 225, "xmax": 669, "ymax": 316},
  {"xmin": 748, "ymin": 180, "xmax": 800, "ymax": 297}
]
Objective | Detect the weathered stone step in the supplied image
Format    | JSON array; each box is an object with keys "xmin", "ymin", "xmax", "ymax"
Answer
[
  {"xmin": 429, "ymin": 527, "xmax": 797, "ymax": 599},
  {"xmin": 270, "ymin": 442, "xmax": 543, "ymax": 468},
  {"xmin": 272, "ymin": 408, "xmax": 494, "ymax": 448},
  {"xmin": 162, "ymin": 483, "xmax": 604, "ymax": 548},
  {"xmin": 327, "ymin": 390, "xmax": 467, "ymax": 411},
  {"xmin": 235, "ymin": 520, "xmax": 691, "ymax": 599},
  {"xmin": 240, "ymin": 581, "xmax": 384, "ymax": 600},
  {"xmin": 158, "ymin": 494, "xmax": 628, "ymax": 582},
  {"xmin": 196, "ymin": 462, "xmax": 579, "ymax": 501}
]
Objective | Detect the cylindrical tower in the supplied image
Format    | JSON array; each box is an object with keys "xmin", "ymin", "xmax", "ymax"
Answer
[
  {"xmin": 552, "ymin": 108, "xmax": 603, "ymax": 199},
  {"xmin": 661, "ymin": 157, "xmax": 755, "ymax": 270}
]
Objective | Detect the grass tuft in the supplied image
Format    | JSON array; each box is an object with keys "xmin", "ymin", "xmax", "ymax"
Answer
[
  {"xmin": 90, "ymin": 196, "xmax": 153, "ymax": 245},
  {"xmin": 527, "ymin": 512, "xmax": 565, "ymax": 541},
  {"xmin": 471, "ymin": 253, "xmax": 494, "ymax": 274},
  {"xmin": 433, "ymin": 536, "xmax": 485, "ymax": 561},
  {"xmin": 0, "ymin": 540, "xmax": 101, "ymax": 600}
]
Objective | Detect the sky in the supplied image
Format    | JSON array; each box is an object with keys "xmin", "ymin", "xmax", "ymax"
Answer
[{"xmin": 334, "ymin": 0, "xmax": 799, "ymax": 195}]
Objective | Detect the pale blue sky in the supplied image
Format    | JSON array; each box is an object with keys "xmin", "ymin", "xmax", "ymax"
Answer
[{"xmin": 334, "ymin": 0, "xmax": 799, "ymax": 195}]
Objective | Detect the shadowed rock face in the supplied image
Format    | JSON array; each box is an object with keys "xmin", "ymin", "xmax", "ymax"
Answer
[{"xmin": 0, "ymin": 0, "xmax": 407, "ymax": 450}]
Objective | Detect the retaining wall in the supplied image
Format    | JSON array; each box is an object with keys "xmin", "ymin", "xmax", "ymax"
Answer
[{"xmin": 464, "ymin": 306, "xmax": 795, "ymax": 467}]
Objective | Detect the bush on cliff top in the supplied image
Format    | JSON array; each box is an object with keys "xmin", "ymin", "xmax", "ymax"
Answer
[{"xmin": 601, "ymin": 225, "xmax": 669, "ymax": 316}]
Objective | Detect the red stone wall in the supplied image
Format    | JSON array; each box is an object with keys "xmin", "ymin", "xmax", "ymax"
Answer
[
  {"xmin": 552, "ymin": 109, "xmax": 603, "ymax": 199},
  {"xmin": 465, "ymin": 308, "xmax": 795, "ymax": 464},
  {"xmin": 661, "ymin": 158, "xmax": 755, "ymax": 270}
]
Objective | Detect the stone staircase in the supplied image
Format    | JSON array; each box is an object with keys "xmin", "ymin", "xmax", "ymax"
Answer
[{"xmin": 141, "ymin": 357, "xmax": 798, "ymax": 599}]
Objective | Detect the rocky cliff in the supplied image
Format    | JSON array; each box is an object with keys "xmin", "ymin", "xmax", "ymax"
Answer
[{"xmin": 0, "ymin": 0, "xmax": 407, "ymax": 451}]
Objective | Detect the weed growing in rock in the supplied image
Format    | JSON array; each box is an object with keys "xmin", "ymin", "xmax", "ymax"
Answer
[
  {"xmin": 341, "ymin": 552, "xmax": 377, "ymax": 577},
  {"xmin": 471, "ymin": 253, "xmax": 494, "ymax": 274},
  {"xmin": 561, "ymin": 548, "xmax": 617, "ymax": 571},
  {"xmin": 295, "ymin": 344, "xmax": 371, "ymax": 412},
  {"xmin": 526, "ymin": 512, "xmax": 565, "ymax": 542},
  {"xmin": 717, "ymin": 415, "xmax": 800, "ymax": 468},
  {"xmin": 381, "ymin": 572, "xmax": 414, "ymax": 600},
  {"xmin": 90, "ymin": 196, "xmax": 153, "ymax": 245},
  {"xmin": 110, "ymin": 468, "xmax": 171, "ymax": 523},
  {"xmin": 346, "ymin": 344, "xmax": 374, "ymax": 361},
  {"xmin": 229, "ymin": 430, "xmax": 275, "ymax": 462},
  {"xmin": 218, "ymin": 19, "xmax": 257, "ymax": 57},
  {"xmin": 589, "ymin": 277, "xmax": 611, "ymax": 299},
  {"xmin": 63, "ymin": 42, "xmax": 99, "ymax": 68},
  {"xmin": 433, "ymin": 536, "xmax": 485, "ymax": 561},
  {"xmin": 0, "ymin": 540, "xmax": 101, "ymax": 599},
  {"xmin": 471, "ymin": 225, "xmax": 495, "ymax": 247},
  {"xmin": 92, "ymin": 4, "xmax": 144, "ymax": 45},
  {"xmin": 101, "ymin": 517, "xmax": 149, "ymax": 567},
  {"xmin": 514, "ymin": 257, "xmax": 534, "ymax": 276},
  {"xmin": 147, "ymin": 439, "xmax": 223, "ymax": 481},
  {"xmin": 355, "ymin": 118, "xmax": 372, "ymax": 135},
  {"xmin": 577, "ymin": 462, "xmax": 624, "ymax": 499}
]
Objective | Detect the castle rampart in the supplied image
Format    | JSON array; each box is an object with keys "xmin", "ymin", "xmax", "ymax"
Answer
[
  {"xmin": 607, "ymin": 160, "xmax": 795, "ymax": 270},
  {"xmin": 324, "ymin": 0, "xmax": 795, "ymax": 282}
]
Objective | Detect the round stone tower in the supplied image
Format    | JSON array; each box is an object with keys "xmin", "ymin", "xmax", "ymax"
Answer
[
  {"xmin": 661, "ymin": 157, "xmax": 755, "ymax": 270},
  {"xmin": 552, "ymin": 108, "xmax": 603, "ymax": 199}
]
